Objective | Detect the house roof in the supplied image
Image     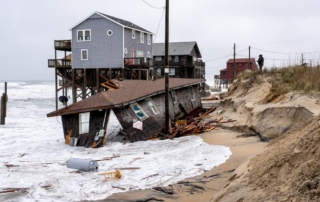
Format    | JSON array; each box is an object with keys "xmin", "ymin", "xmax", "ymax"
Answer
[
  {"xmin": 69, "ymin": 11, "xmax": 153, "ymax": 34},
  {"xmin": 226, "ymin": 58, "xmax": 256, "ymax": 63},
  {"xmin": 47, "ymin": 78, "xmax": 204, "ymax": 117},
  {"xmin": 152, "ymin": 41, "xmax": 202, "ymax": 58}
]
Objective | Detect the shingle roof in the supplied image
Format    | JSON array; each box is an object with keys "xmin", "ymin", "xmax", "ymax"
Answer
[
  {"xmin": 69, "ymin": 11, "xmax": 153, "ymax": 34},
  {"xmin": 152, "ymin": 41, "xmax": 202, "ymax": 57},
  {"xmin": 96, "ymin": 12, "xmax": 152, "ymax": 34},
  {"xmin": 47, "ymin": 78, "xmax": 204, "ymax": 117}
]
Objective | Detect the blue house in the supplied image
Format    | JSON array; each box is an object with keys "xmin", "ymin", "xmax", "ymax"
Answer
[{"xmin": 70, "ymin": 11, "xmax": 154, "ymax": 69}]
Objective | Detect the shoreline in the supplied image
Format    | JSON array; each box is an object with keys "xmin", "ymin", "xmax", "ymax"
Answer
[{"xmin": 99, "ymin": 128, "xmax": 267, "ymax": 202}]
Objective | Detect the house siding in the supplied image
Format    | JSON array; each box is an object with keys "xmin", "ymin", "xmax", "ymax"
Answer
[
  {"xmin": 123, "ymin": 27, "xmax": 152, "ymax": 58},
  {"xmin": 72, "ymin": 13, "xmax": 124, "ymax": 69},
  {"xmin": 113, "ymin": 85, "xmax": 201, "ymax": 142},
  {"xmin": 61, "ymin": 110, "xmax": 109, "ymax": 147}
]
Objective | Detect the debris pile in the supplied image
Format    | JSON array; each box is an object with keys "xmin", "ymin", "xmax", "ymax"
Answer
[{"xmin": 158, "ymin": 107, "xmax": 236, "ymax": 139}]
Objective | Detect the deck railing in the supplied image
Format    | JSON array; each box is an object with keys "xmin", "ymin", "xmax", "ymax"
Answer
[
  {"xmin": 48, "ymin": 59, "xmax": 71, "ymax": 68},
  {"xmin": 54, "ymin": 40, "xmax": 71, "ymax": 51},
  {"xmin": 124, "ymin": 57, "xmax": 154, "ymax": 67}
]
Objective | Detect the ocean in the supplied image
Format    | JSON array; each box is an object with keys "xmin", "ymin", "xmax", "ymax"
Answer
[{"xmin": 0, "ymin": 81, "xmax": 231, "ymax": 201}]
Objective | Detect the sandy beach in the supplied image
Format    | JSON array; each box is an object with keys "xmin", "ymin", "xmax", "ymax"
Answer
[{"xmin": 101, "ymin": 128, "xmax": 267, "ymax": 202}]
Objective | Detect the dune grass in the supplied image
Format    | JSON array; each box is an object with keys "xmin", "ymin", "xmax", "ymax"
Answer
[{"xmin": 236, "ymin": 65, "xmax": 320, "ymax": 96}]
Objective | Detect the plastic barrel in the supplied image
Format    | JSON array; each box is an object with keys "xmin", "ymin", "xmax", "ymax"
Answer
[{"xmin": 67, "ymin": 158, "xmax": 99, "ymax": 172}]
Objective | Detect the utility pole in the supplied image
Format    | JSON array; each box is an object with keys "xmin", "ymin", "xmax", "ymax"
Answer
[
  {"xmin": 249, "ymin": 46, "xmax": 251, "ymax": 69},
  {"xmin": 164, "ymin": 0, "xmax": 171, "ymax": 134},
  {"xmin": 301, "ymin": 53, "xmax": 304, "ymax": 65},
  {"xmin": 233, "ymin": 43, "xmax": 236, "ymax": 80}
]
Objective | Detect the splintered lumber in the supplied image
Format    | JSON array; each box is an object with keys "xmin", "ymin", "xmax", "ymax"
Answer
[
  {"xmin": 114, "ymin": 167, "xmax": 140, "ymax": 170},
  {"xmin": 194, "ymin": 107, "xmax": 216, "ymax": 120},
  {"xmin": 0, "ymin": 188, "xmax": 29, "ymax": 194},
  {"xmin": 100, "ymin": 80, "xmax": 119, "ymax": 91}
]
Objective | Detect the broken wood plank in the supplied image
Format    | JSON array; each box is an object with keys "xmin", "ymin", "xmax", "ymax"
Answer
[
  {"xmin": 114, "ymin": 167, "xmax": 140, "ymax": 170},
  {"xmin": 112, "ymin": 185, "xmax": 126, "ymax": 190},
  {"xmin": 0, "ymin": 188, "xmax": 29, "ymax": 194}
]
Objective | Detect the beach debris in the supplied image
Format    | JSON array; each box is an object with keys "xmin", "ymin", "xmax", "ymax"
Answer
[
  {"xmin": 3, "ymin": 162, "xmax": 19, "ymax": 170},
  {"xmin": 67, "ymin": 158, "xmax": 99, "ymax": 172},
  {"xmin": 129, "ymin": 157, "xmax": 143, "ymax": 164},
  {"xmin": 95, "ymin": 155, "xmax": 120, "ymax": 161},
  {"xmin": 114, "ymin": 167, "xmax": 140, "ymax": 170},
  {"xmin": 99, "ymin": 170, "xmax": 121, "ymax": 181},
  {"xmin": 0, "ymin": 187, "xmax": 29, "ymax": 194},
  {"xmin": 142, "ymin": 173, "xmax": 159, "ymax": 180},
  {"xmin": 112, "ymin": 185, "xmax": 126, "ymax": 190},
  {"xmin": 100, "ymin": 80, "xmax": 119, "ymax": 91}
]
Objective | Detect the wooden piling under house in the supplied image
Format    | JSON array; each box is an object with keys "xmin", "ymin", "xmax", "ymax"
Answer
[{"xmin": 47, "ymin": 78, "xmax": 204, "ymax": 147}]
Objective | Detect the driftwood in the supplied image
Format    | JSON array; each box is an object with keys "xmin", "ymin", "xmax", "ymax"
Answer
[
  {"xmin": 154, "ymin": 186, "xmax": 173, "ymax": 195},
  {"xmin": 95, "ymin": 156, "xmax": 120, "ymax": 162},
  {"xmin": 112, "ymin": 185, "xmax": 126, "ymax": 190},
  {"xmin": 129, "ymin": 157, "xmax": 143, "ymax": 164}
]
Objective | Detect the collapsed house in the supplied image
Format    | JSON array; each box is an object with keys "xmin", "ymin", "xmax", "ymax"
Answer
[{"xmin": 47, "ymin": 78, "xmax": 204, "ymax": 147}]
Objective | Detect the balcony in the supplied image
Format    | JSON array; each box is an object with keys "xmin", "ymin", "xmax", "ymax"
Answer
[
  {"xmin": 48, "ymin": 59, "xmax": 71, "ymax": 68},
  {"xmin": 54, "ymin": 40, "xmax": 71, "ymax": 51},
  {"xmin": 124, "ymin": 58, "xmax": 154, "ymax": 68}
]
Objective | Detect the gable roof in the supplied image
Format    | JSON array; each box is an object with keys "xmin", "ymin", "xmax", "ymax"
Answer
[
  {"xmin": 226, "ymin": 58, "xmax": 256, "ymax": 63},
  {"xmin": 47, "ymin": 78, "xmax": 204, "ymax": 117},
  {"xmin": 152, "ymin": 41, "xmax": 202, "ymax": 58},
  {"xmin": 69, "ymin": 11, "xmax": 153, "ymax": 34}
]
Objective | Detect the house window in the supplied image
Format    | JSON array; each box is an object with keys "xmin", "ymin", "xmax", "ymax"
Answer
[
  {"xmin": 188, "ymin": 86, "xmax": 195, "ymax": 101},
  {"xmin": 155, "ymin": 56, "xmax": 162, "ymax": 61},
  {"xmin": 79, "ymin": 112, "xmax": 90, "ymax": 134},
  {"xmin": 132, "ymin": 30, "xmax": 135, "ymax": 39},
  {"xmin": 124, "ymin": 48, "xmax": 128, "ymax": 54},
  {"xmin": 174, "ymin": 56, "xmax": 179, "ymax": 62},
  {"xmin": 107, "ymin": 30, "xmax": 113, "ymax": 36},
  {"xmin": 221, "ymin": 71, "xmax": 226, "ymax": 75},
  {"xmin": 136, "ymin": 50, "xmax": 144, "ymax": 57},
  {"xmin": 169, "ymin": 68, "xmax": 175, "ymax": 76},
  {"xmin": 81, "ymin": 49, "xmax": 88, "ymax": 60},
  {"xmin": 171, "ymin": 91, "xmax": 178, "ymax": 104},
  {"xmin": 140, "ymin": 32, "xmax": 144, "ymax": 43},
  {"xmin": 77, "ymin": 29, "xmax": 91, "ymax": 41},
  {"xmin": 130, "ymin": 102, "xmax": 148, "ymax": 121},
  {"xmin": 146, "ymin": 99, "xmax": 159, "ymax": 115},
  {"xmin": 147, "ymin": 34, "xmax": 151, "ymax": 45},
  {"xmin": 147, "ymin": 52, "xmax": 151, "ymax": 58},
  {"xmin": 157, "ymin": 68, "xmax": 161, "ymax": 75}
]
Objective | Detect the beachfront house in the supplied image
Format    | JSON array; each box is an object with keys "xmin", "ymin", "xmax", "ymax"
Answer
[
  {"xmin": 47, "ymin": 78, "xmax": 204, "ymax": 147},
  {"xmin": 153, "ymin": 42, "xmax": 205, "ymax": 79},
  {"xmin": 219, "ymin": 58, "xmax": 258, "ymax": 85},
  {"xmin": 48, "ymin": 11, "xmax": 155, "ymax": 109}
]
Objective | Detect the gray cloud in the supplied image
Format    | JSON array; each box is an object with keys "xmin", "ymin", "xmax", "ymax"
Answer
[{"xmin": 1, "ymin": 0, "xmax": 320, "ymax": 82}]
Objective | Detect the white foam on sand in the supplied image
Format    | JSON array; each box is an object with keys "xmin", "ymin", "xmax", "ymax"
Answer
[{"xmin": 0, "ymin": 81, "xmax": 231, "ymax": 201}]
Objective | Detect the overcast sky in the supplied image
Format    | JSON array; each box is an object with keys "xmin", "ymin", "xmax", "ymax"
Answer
[{"xmin": 1, "ymin": 0, "xmax": 320, "ymax": 82}]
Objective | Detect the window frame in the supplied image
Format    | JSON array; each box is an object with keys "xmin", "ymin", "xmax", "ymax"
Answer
[
  {"xmin": 130, "ymin": 102, "xmax": 148, "ymax": 121},
  {"xmin": 132, "ymin": 29, "xmax": 135, "ymax": 39},
  {"xmin": 77, "ymin": 29, "xmax": 91, "ymax": 42},
  {"xmin": 188, "ymin": 86, "xmax": 195, "ymax": 101},
  {"xmin": 146, "ymin": 98, "xmax": 159, "ymax": 115},
  {"xmin": 169, "ymin": 68, "xmax": 175, "ymax": 76},
  {"xmin": 147, "ymin": 34, "xmax": 151, "ymax": 45},
  {"xmin": 174, "ymin": 56, "xmax": 179, "ymax": 62},
  {"xmin": 147, "ymin": 52, "xmax": 151, "ymax": 58},
  {"xmin": 171, "ymin": 91, "xmax": 178, "ymax": 104},
  {"xmin": 81, "ymin": 49, "xmax": 88, "ymax": 60},
  {"xmin": 140, "ymin": 32, "xmax": 144, "ymax": 43},
  {"xmin": 79, "ymin": 112, "xmax": 90, "ymax": 134}
]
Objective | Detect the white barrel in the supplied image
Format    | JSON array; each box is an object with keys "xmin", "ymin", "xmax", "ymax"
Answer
[{"xmin": 67, "ymin": 158, "xmax": 99, "ymax": 172}]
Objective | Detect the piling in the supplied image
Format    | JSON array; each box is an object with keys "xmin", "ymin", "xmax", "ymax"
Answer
[{"xmin": 0, "ymin": 82, "xmax": 7, "ymax": 125}]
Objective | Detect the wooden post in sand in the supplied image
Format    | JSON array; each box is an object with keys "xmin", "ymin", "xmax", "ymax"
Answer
[{"xmin": 0, "ymin": 82, "xmax": 7, "ymax": 125}]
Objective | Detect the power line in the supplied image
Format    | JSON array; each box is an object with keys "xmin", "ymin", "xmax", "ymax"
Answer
[
  {"xmin": 252, "ymin": 47, "xmax": 292, "ymax": 54},
  {"xmin": 154, "ymin": 8, "xmax": 165, "ymax": 42},
  {"xmin": 142, "ymin": 0, "xmax": 165, "ymax": 9},
  {"xmin": 205, "ymin": 54, "xmax": 232, "ymax": 63},
  {"xmin": 238, "ymin": 37, "xmax": 320, "ymax": 47}
]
